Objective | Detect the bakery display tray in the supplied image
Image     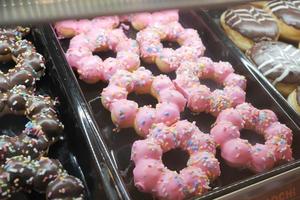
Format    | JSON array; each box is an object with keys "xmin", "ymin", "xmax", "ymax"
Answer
[
  {"xmin": 204, "ymin": 8, "xmax": 300, "ymax": 126},
  {"xmin": 7, "ymin": 27, "xmax": 112, "ymax": 200},
  {"xmin": 42, "ymin": 10, "xmax": 300, "ymax": 200}
]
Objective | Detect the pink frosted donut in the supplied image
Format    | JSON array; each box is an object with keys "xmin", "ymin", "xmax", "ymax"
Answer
[
  {"xmin": 54, "ymin": 16, "xmax": 120, "ymax": 38},
  {"xmin": 211, "ymin": 103, "xmax": 293, "ymax": 173},
  {"xmin": 128, "ymin": 10, "xmax": 179, "ymax": 31},
  {"xmin": 131, "ymin": 120, "xmax": 220, "ymax": 199},
  {"xmin": 101, "ymin": 68, "xmax": 186, "ymax": 132},
  {"xmin": 65, "ymin": 28, "xmax": 140, "ymax": 83},
  {"xmin": 136, "ymin": 22, "xmax": 205, "ymax": 72},
  {"xmin": 174, "ymin": 58, "xmax": 246, "ymax": 116}
]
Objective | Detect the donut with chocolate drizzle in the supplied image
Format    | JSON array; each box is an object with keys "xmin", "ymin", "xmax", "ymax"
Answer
[{"xmin": 0, "ymin": 155, "xmax": 84, "ymax": 200}]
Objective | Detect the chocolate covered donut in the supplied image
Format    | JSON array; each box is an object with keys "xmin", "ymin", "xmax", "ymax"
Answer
[
  {"xmin": 264, "ymin": 0, "xmax": 300, "ymax": 41},
  {"xmin": 247, "ymin": 41, "xmax": 300, "ymax": 96},
  {"xmin": 0, "ymin": 156, "xmax": 84, "ymax": 200},
  {"xmin": 0, "ymin": 35, "xmax": 45, "ymax": 91},
  {"xmin": 221, "ymin": 5, "xmax": 279, "ymax": 51}
]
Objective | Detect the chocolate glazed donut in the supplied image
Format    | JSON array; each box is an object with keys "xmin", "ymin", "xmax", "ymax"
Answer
[
  {"xmin": 221, "ymin": 5, "xmax": 279, "ymax": 51},
  {"xmin": 0, "ymin": 155, "xmax": 84, "ymax": 199},
  {"xmin": 264, "ymin": 0, "xmax": 300, "ymax": 41},
  {"xmin": 0, "ymin": 34, "xmax": 45, "ymax": 91},
  {"xmin": 247, "ymin": 41, "xmax": 300, "ymax": 96},
  {"xmin": 0, "ymin": 85, "xmax": 64, "ymax": 163}
]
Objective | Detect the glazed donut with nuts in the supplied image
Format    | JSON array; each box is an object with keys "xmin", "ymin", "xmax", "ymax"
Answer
[{"xmin": 0, "ymin": 155, "xmax": 84, "ymax": 200}]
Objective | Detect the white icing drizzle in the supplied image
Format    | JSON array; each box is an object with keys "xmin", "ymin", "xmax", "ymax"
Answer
[
  {"xmin": 256, "ymin": 43, "xmax": 300, "ymax": 85},
  {"xmin": 225, "ymin": 6, "xmax": 276, "ymax": 27},
  {"xmin": 267, "ymin": 0, "xmax": 300, "ymax": 12}
]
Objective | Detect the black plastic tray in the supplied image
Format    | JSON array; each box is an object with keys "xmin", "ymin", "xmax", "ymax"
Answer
[
  {"xmin": 2, "ymin": 27, "xmax": 111, "ymax": 200},
  {"xmin": 42, "ymin": 10, "xmax": 300, "ymax": 200},
  {"xmin": 204, "ymin": 8, "xmax": 300, "ymax": 126}
]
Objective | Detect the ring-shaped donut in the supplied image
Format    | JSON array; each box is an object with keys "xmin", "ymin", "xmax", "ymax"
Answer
[
  {"xmin": 0, "ymin": 85, "xmax": 64, "ymax": 164},
  {"xmin": 131, "ymin": 120, "xmax": 220, "ymax": 200},
  {"xmin": 54, "ymin": 16, "xmax": 120, "ymax": 39},
  {"xmin": 0, "ymin": 35, "xmax": 45, "ymax": 92},
  {"xmin": 174, "ymin": 57, "xmax": 247, "ymax": 116},
  {"xmin": 211, "ymin": 103, "xmax": 293, "ymax": 173},
  {"xmin": 66, "ymin": 28, "xmax": 140, "ymax": 84},
  {"xmin": 136, "ymin": 22, "xmax": 205, "ymax": 73},
  {"xmin": 101, "ymin": 67, "xmax": 186, "ymax": 136}
]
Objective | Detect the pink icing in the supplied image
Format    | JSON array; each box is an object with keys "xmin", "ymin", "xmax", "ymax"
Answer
[
  {"xmin": 110, "ymin": 99, "xmax": 138, "ymax": 128},
  {"xmin": 250, "ymin": 144, "xmax": 275, "ymax": 173},
  {"xmin": 187, "ymin": 151, "xmax": 221, "ymax": 180},
  {"xmin": 155, "ymin": 103, "xmax": 180, "ymax": 127},
  {"xmin": 101, "ymin": 85, "xmax": 128, "ymax": 110},
  {"xmin": 77, "ymin": 56, "xmax": 103, "ymax": 83},
  {"xmin": 211, "ymin": 122, "xmax": 240, "ymax": 147},
  {"xmin": 134, "ymin": 106, "xmax": 156, "ymax": 137},
  {"xmin": 65, "ymin": 47, "xmax": 92, "ymax": 69},
  {"xmin": 221, "ymin": 138, "xmax": 252, "ymax": 168}
]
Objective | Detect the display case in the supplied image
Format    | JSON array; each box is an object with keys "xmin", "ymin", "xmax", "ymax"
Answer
[{"xmin": 0, "ymin": 1, "xmax": 299, "ymax": 200}]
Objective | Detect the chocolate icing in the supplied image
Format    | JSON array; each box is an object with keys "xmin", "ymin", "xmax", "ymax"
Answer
[
  {"xmin": 0, "ymin": 156, "xmax": 84, "ymax": 199},
  {"xmin": 0, "ymin": 33, "xmax": 45, "ymax": 92},
  {"xmin": 224, "ymin": 5, "xmax": 279, "ymax": 42},
  {"xmin": 266, "ymin": 0, "xmax": 300, "ymax": 29},
  {"xmin": 46, "ymin": 175, "xmax": 85, "ymax": 200},
  {"xmin": 247, "ymin": 41, "xmax": 300, "ymax": 85}
]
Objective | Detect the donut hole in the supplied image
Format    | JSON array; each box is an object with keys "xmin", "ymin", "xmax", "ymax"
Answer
[
  {"xmin": 0, "ymin": 60, "xmax": 16, "ymax": 73},
  {"xmin": 127, "ymin": 93, "xmax": 157, "ymax": 108},
  {"xmin": 93, "ymin": 50, "xmax": 117, "ymax": 61},
  {"xmin": 0, "ymin": 114, "xmax": 28, "ymax": 137},
  {"xmin": 162, "ymin": 148, "xmax": 189, "ymax": 172},
  {"xmin": 161, "ymin": 41, "xmax": 180, "ymax": 50},
  {"xmin": 240, "ymin": 129, "xmax": 265, "ymax": 145},
  {"xmin": 200, "ymin": 79, "xmax": 223, "ymax": 91}
]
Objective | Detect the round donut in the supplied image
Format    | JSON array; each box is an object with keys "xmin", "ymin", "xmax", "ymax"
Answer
[
  {"xmin": 54, "ymin": 16, "xmax": 120, "ymax": 39},
  {"xmin": 136, "ymin": 22, "xmax": 205, "ymax": 73},
  {"xmin": 101, "ymin": 67, "xmax": 186, "ymax": 136},
  {"xmin": 221, "ymin": 5, "xmax": 279, "ymax": 51},
  {"xmin": 211, "ymin": 103, "xmax": 293, "ymax": 173},
  {"xmin": 131, "ymin": 120, "xmax": 220, "ymax": 200},
  {"xmin": 128, "ymin": 10, "xmax": 179, "ymax": 30},
  {"xmin": 0, "ymin": 155, "xmax": 84, "ymax": 199},
  {"xmin": 287, "ymin": 86, "xmax": 300, "ymax": 114},
  {"xmin": 264, "ymin": 0, "xmax": 300, "ymax": 42},
  {"xmin": 247, "ymin": 41, "xmax": 300, "ymax": 97},
  {"xmin": 0, "ymin": 85, "xmax": 63, "ymax": 144},
  {"xmin": 173, "ymin": 57, "xmax": 246, "ymax": 116},
  {"xmin": 0, "ymin": 35, "xmax": 45, "ymax": 91},
  {"xmin": 66, "ymin": 28, "xmax": 140, "ymax": 83}
]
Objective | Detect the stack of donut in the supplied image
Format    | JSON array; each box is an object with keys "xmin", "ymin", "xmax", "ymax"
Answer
[
  {"xmin": 0, "ymin": 27, "xmax": 85, "ymax": 199},
  {"xmin": 220, "ymin": 1, "xmax": 300, "ymax": 114},
  {"xmin": 55, "ymin": 10, "xmax": 294, "ymax": 200}
]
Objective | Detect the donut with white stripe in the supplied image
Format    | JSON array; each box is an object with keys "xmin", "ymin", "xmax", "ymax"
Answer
[
  {"xmin": 264, "ymin": 0, "xmax": 300, "ymax": 42},
  {"xmin": 247, "ymin": 41, "xmax": 300, "ymax": 96},
  {"xmin": 221, "ymin": 5, "xmax": 279, "ymax": 51}
]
